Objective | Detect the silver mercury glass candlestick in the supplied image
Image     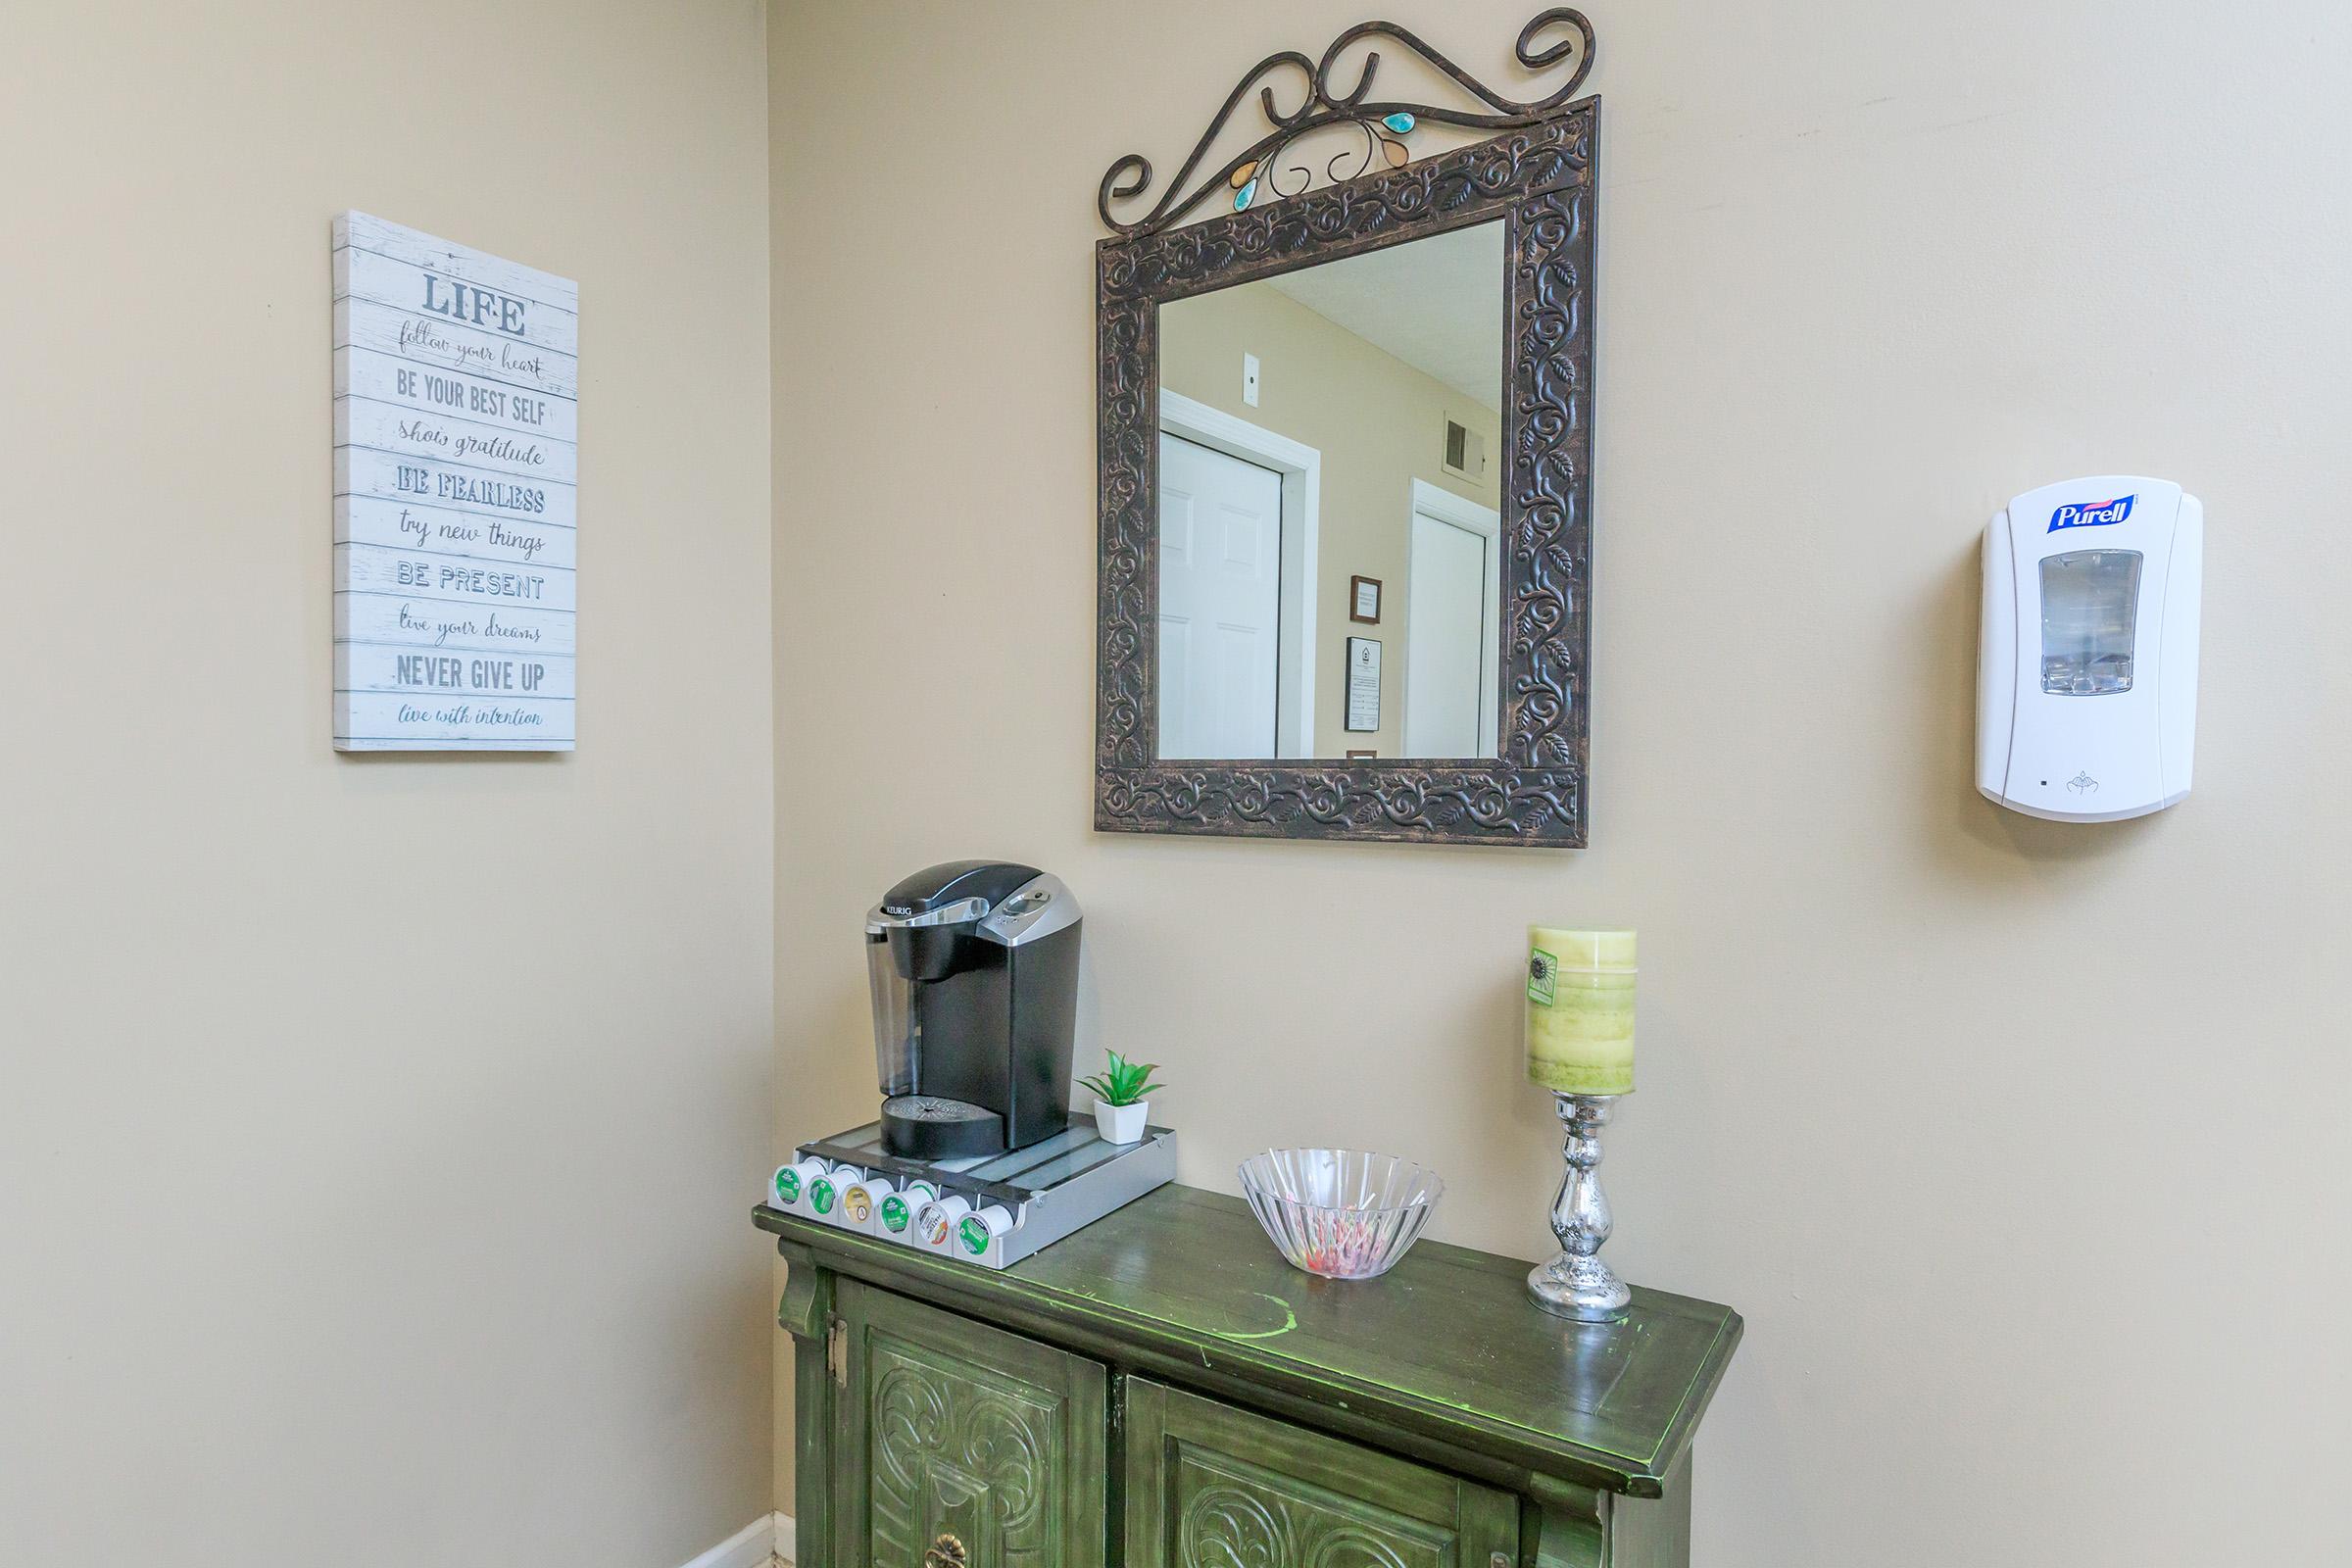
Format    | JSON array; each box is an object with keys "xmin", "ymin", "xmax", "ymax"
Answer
[{"xmin": 1526, "ymin": 1092, "xmax": 1632, "ymax": 1320}]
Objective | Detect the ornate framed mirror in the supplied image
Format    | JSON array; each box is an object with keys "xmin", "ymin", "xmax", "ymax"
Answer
[{"xmin": 1095, "ymin": 10, "xmax": 1599, "ymax": 847}]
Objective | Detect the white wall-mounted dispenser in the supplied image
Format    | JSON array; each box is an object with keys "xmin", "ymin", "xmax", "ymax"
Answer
[{"xmin": 1978, "ymin": 475, "xmax": 2202, "ymax": 821}]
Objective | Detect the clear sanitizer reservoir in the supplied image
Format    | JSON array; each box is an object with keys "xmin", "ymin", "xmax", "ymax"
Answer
[{"xmin": 2038, "ymin": 549, "xmax": 2142, "ymax": 696}]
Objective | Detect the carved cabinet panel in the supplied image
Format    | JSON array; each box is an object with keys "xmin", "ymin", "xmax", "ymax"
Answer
[
  {"xmin": 830, "ymin": 1278, "xmax": 1107, "ymax": 1568},
  {"xmin": 1122, "ymin": 1378, "xmax": 1520, "ymax": 1568}
]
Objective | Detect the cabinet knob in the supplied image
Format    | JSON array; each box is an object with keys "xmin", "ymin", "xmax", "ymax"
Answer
[{"xmin": 925, "ymin": 1533, "xmax": 968, "ymax": 1568}]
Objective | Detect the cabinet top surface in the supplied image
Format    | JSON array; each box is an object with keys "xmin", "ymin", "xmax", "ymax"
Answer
[{"xmin": 757, "ymin": 1182, "xmax": 1739, "ymax": 1495}]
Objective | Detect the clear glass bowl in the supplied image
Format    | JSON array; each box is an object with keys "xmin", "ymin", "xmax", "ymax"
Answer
[{"xmin": 1237, "ymin": 1149, "xmax": 1446, "ymax": 1280}]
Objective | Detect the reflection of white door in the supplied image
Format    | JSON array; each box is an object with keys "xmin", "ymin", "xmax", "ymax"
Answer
[
  {"xmin": 1403, "ymin": 481, "xmax": 1502, "ymax": 758},
  {"xmin": 1159, "ymin": 432, "xmax": 1284, "ymax": 759}
]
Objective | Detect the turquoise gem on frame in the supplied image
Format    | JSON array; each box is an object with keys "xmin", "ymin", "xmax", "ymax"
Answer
[
  {"xmin": 1383, "ymin": 112, "xmax": 1415, "ymax": 133},
  {"xmin": 1234, "ymin": 179, "xmax": 1256, "ymax": 210}
]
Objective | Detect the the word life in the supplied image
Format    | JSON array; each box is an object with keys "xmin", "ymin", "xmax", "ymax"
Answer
[{"xmin": 419, "ymin": 273, "xmax": 528, "ymax": 336}]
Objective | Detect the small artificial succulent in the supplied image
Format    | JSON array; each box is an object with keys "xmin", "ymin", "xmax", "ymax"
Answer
[{"xmin": 1078, "ymin": 1050, "xmax": 1164, "ymax": 1107}]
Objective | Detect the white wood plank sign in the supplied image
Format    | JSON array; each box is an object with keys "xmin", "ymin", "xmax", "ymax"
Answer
[{"xmin": 333, "ymin": 212, "xmax": 577, "ymax": 751}]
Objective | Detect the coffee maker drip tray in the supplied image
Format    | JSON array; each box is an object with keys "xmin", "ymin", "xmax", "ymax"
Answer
[{"xmin": 880, "ymin": 1094, "xmax": 1004, "ymax": 1159}]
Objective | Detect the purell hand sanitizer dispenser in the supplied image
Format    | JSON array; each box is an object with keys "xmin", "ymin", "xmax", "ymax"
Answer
[{"xmin": 1978, "ymin": 475, "xmax": 2202, "ymax": 821}]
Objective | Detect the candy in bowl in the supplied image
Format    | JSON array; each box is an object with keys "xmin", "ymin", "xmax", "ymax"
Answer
[{"xmin": 1237, "ymin": 1148, "xmax": 1445, "ymax": 1280}]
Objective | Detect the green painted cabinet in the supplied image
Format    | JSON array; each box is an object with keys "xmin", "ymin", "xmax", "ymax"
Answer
[
  {"xmin": 1125, "ymin": 1378, "xmax": 1519, "ymax": 1568},
  {"xmin": 828, "ymin": 1279, "xmax": 1105, "ymax": 1568},
  {"xmin": 761, "ymin": 1185, "xmax": 1740, "ymax": 1568}
]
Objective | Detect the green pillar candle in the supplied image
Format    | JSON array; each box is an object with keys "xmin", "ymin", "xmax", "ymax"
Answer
[{"xmin": 1525, "ymin": 926, "xmax": 1637, "ymax": 1096}]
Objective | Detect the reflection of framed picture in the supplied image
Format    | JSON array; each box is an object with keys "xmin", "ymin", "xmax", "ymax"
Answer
[
  {"xmin": 1345, "ymin": 636, "xmax": 1381, "ymax": 732},
  {"xmin": 1345, "ymin": 748, "xmax": 1376, "ymax": 760},
  {"xmin": 1349, "ymin": 575, "xmax": 1382, "ymax": 623}
]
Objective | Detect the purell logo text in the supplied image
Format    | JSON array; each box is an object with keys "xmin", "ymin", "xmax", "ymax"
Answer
[{"xmin": 2049, "ymin": 494, "xmax": 2134, "ymax": 531}]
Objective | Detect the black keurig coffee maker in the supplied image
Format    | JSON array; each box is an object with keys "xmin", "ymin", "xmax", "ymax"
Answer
[
  {"xmin": 774, "ymin": 861, "xmax": 1167, "ymax": 1270},
  {"xmin": 865, "ymin": 860, "xmax": 1081, "ymax": 1159}
]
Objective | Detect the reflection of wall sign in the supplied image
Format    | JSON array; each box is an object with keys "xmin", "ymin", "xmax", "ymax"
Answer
[
  {"xmin": 1350, "ymin": 574, "xmax": 1382, "ymax": 623},
  {"xmin": 332, "ymin": 212, "xmax": 578, "ymax": 751},
  {"xmin": 1345, "ymin": 636, "xmax": 1382, "ymax": 732}
]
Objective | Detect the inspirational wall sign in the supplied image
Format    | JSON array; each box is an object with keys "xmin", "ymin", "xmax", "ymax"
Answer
[{"xmin": 332, "ymin": 212, "xmax": 577, "ymax": 750}]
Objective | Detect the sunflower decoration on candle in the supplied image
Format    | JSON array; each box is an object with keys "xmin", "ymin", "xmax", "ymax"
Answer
[{"xmin": 1525, "ymin": 927, "xmax": 1636, "ymax": 1096}]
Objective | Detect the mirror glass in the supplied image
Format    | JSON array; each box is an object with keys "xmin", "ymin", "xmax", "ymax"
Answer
[{"xmin": 1154, "ymin": 220, "xmax": 1505, "ymax": 761}]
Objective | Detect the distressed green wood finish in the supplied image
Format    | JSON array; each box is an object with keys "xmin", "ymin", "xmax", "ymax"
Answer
[
  {"xmin": 775, "ymin": 1238, "xmax": 824, "ymax": 1337},
  {"xmin": 776, "ymin": 1240, "xmax": 835, "ymax": 1568},
  {"xmin": 830, "ymin": 1278, "xmax": 1107, "ymax": 1568},
  {"xmin": 1588, "ymin": 1454, "xmax": 1692, "ymax": 1568},
  {"xmin": 759, "ymin": 1184, "xmax": 1740, "ymax": 1499},
  {"xmin": 1125, "ymin": 1378, "xmax": 1518, "ymax": 1568}
]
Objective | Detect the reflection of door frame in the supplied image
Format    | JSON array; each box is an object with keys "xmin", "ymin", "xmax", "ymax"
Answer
[
  {"xmin": 1158, "ymin": 388, "xmax": 1320, "ymax": 759},
  {"xmin": 1403, "ymin": 478, "xmax": 1502, "ymax": 757}
]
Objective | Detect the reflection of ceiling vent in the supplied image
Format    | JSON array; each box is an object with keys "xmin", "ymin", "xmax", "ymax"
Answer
[{"xmin": 1443, "ymin": 417, "xmax": 1485, "ymax": 481}]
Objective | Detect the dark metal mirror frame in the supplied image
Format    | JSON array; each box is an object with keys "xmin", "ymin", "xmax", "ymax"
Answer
[{"xmin": 1094, "ymin": 12, "xmax": 1599, "ymax": 847}]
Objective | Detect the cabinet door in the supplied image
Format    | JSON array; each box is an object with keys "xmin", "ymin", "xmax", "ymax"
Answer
[
  {"xmin": 831, "ymin": 1278, "xmax": 1106, "ymax": 1568},
  {"xmin": 1124, "ymin": 1378, "xmax": 1519, "ymax": 1568}
]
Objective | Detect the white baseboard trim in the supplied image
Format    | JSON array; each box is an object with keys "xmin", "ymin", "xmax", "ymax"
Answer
[{"xmin": 680, "ymin": 1512, "xmax": 792, "ymax": 1568}]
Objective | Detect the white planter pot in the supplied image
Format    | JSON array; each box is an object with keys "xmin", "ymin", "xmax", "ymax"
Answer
[{"xmin": 1093, "ymin": 1098, "xmax": 1149, "ymax": 1144}]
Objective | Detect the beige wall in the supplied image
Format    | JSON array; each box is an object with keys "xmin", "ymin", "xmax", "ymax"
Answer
[
  {"xmin": 770, "ymin": 1, "xmax": 2351, "ymax": 1559},
  {"xmin": 1161, "ymin": 282, "xmax": 1501, "ymax": 755},
  {"xmin": 0, "ymin": 4, "xmax": 775, "ymax": 1566}
]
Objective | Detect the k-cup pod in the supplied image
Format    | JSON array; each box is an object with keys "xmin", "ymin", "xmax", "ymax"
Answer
[
  {"xmin": 878, "ymin": 1180, "xmax": 935, "ymax": 1243},
  {"xmin": 915, "ymin": 1196, "xmax": 972, "ymax": 1251},
  {"xmin": 808, "ymin": 1164, "xmax": 858, "ymax": 1223},
  {"xmin": 955, "ymin": 1203, "xmax": 1015, "ymax": 1260},
  {"xmin": 841, "ymin": 1175, "xmax": 894, "ymax": 1231},
  {"xmin": 772, "ymin": 1158, "xmax": 826, "ymax": 1211}
]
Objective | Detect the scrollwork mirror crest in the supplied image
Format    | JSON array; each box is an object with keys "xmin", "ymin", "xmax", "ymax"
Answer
[{"xmin": 1096, "ymin": 10, "xmax": 1599, "ymax": 847}]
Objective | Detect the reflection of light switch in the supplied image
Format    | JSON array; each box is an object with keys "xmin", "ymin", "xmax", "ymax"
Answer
[{"xmin": 1243, "ymin": 353, "xmax": 1260, "ymax": 407}]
